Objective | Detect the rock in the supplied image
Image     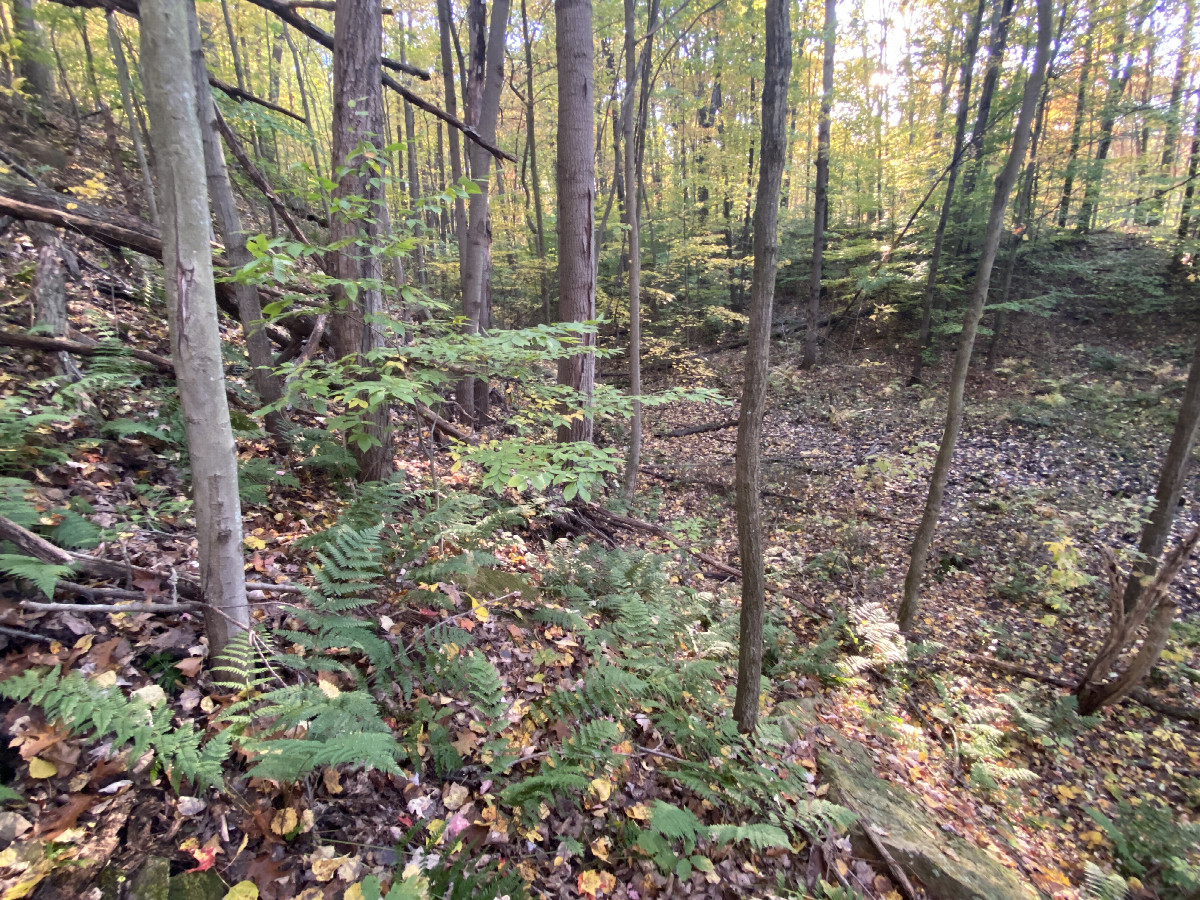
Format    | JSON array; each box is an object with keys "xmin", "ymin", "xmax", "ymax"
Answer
[
  {"xmin": 817, "ymin": 730, "xmax": 1036, "ymax": 900},
  {"xmin": 0, "ymin": 811, "xmax": 32, "ymax": 846},
  {"xmin": 129, "ymin": 857, "xmax": 170, "ymax": 900},
  {"xmin": 168, "ymin": 870, "xmax": 227, "ymax": 900}
]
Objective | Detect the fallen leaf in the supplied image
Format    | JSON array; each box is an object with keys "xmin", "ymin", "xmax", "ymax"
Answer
[
  {"xmin": 271, "ymin": 808, "xmax": 298, "ymax": 836},
  {"xmin": 27, "ymin": 758, "xmax": 56, "ymax": 779},
  {"xmin": 577, "ymin": 869, "xmax": 616, "ymax": 898}
]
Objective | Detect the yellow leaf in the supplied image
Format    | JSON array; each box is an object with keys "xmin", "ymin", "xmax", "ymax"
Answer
[
  {"xmin": 222, "ymin": 882, "xmax": 258, "ymax": 900},
  {"xmin": 590, "ymin": 836, "xmax": 610, "ymax": 861},
  {"xmin": 470, "ymin": 596, "xmax": 489, "ymax": 622},
  {"xmin": 271, "ymin": 808, "xmax": 298, "ymax": 836},
  {"xmin": 65, "ymin": 202, "xmax": 78, "ymax": 210},
  {"xmin": 323, "ymin": 767, "xmax": 343, "ymax": 795},
  {"xmin": 443, "ymin": 783, "xmax": 469, "ymax": 811},
  {"xmin": 625, "ymin": 803, "xmax": 650, "ymax": 821},
  {"xmin": 244, "ymin": 536, "xmax": 267, "ymax": 550},
  {"xmin": 1081, "ymin": 830, "xmax": 1107, "ymax": 847},
  {"xmin": 588, "ymin": 778, "xmax": 611, "ymax": 803},
  {"xmin": 28, "ymin": 758, "xmax": 57, "ymax": 779},
  {"xmin": 577, "ymin": 870, "xmax": 616, "ymax": 898},
  {"xmin": 318, "ymin": 679, "xmax": 340, "ymax": 699}
]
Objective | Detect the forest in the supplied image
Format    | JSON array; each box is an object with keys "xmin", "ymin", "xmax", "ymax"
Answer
[{"xmin": 0, "ymin": 0, "xmax": 1198, "ymax": 894}]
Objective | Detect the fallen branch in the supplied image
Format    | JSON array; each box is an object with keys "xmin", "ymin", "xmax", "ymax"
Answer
[
  {"xmin": 245, "ymin": 581, "xmax": 305, "ymax": 594},
  {"xmin": 208, "ymin": 74, "xmax": 306, "ymax": 123},
  {"xmin": 414, "ymin": 401, "xmax": 476, "ymax": 444},
  {"xmin": 21, "ymin": 599, "xmax": 202, "ymax": 614},
  {"xmin": 0, "ymin": 625, "xmax": 53, "ymax": 644},
  {"xmin": 655, "ymin": 418, "xmax": 739, "ymax": 438}
]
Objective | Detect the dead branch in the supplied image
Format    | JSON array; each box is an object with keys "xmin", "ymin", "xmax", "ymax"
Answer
[
  {"xmin": 655, "ymin": 418, "xmax": 739, "ymax": 438},
  {"xmin": 208, "ymin": 74, "xmax": 306, "ymax": 123},
  {"xmin": 21, "ymin": 599, "xmax": 203, "ymax": 614}
]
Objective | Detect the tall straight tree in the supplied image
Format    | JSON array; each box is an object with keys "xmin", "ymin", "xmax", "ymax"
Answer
[
  {"xmin": 12, "ymin": 0, "xmax": 53, "ymax": 102},
  {"xmin": 802, "ymin": 0, "xmax": 834, "ymax": 370},
  {"xmin": 555, "ymin": 0, "xmax": 597, "ymax": 444},
  {"xmin": 1057, "ymin": 8, "xmax": 1094, "ymax": 226},
  {"xmin": 139, "ymin": 0, "xmax": 249, "ymax": 655},
  {"xmin": 458, "ymin": 0, "xmax": 509, "ymax": 427},
  {"xmin": 329, "ymin": 0, "xmax": 393, "ymax": 481},
  {"xmin": 620, "ymin": 0, "xmax": 642, "ymax": 500},
  {"xmin": 898, "ymin": 0, "xmax": 1053, "ymax": 633},
  {"xmin": 732, "ymin": 0, "xmax": 791, "ymax": 734},
  {"xmin": 910, "ymin": 0, "xmax": 986, "ymax": 384}
]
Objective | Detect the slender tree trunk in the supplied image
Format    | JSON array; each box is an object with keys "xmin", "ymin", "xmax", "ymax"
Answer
[
  {"xmin": 733, "ymin": 0, "xmax": 791, "ymax": 735},
  {"xmin": 958, "ymin": 0, "xmax": 1016, "ymax": 202},
  {"xmin": 1122, "ymin": 328, "xmax": 1200, "ymax": 612},
  {"xmin": 898, "ymin": 0, "xmax": 1052, "ymax": 633},
  {"xmin": 1163, "ymin": 0, "xmax": 1195, "ymax": 173},
  {"xmin": 13, "ymin": 0, "xmax": 53, "ymax": 102},
  {"xmin": 802, "ymin": 0, "xmax": 834, "ymax": 370},
  {"xmin": 1058, "ymin": 11, "xmax": 1094, "ymax": 227},
  {"xmin": 140, "ymin": 0, "xmax": 249, "ymax": 655},
  {"xmin": 436, "ymin": 0, "xmax": 467, "ymax": 287},
  {"xmin": 458, "ymin": 0, "xmax": 508, "ymax": 427},
  {"xmin": 284, "ymin": 25, "xmax": 324, "ymax": 179},
  {"xmin": 555, "ymin": 0, "xmax": 597, "ymax": 445},
  {"xmin": 329, "ymin": 0, "xmax": 393, "ymax": 481},
  {"xmin": 519, "ymin": 0, "xmax": 550, "ymax": 325},
  {"xmin": 1180, "ymin": 86, "xmax": 1200, "ymax": 237},
  {"xmin": 911, "ymin": 0, "xmax": 986, "ymax": 384},
  {"xmin": 1077, "ymin": 0, "xmax": 1150, "ymax": 232},
  {"xmin": 31, "ymin": 224, "xmax": 81, "ymax": 381},
  {"xmin": 185, "ymin": 0, "xmax": 285, "ymax": 438},
  {"xmin": 107, "ymin": 11, "xmax": 158, "ymax": 226},
  {"xmin": 621, "ymin": 0, "xmax": 642, "ymax": 502}
]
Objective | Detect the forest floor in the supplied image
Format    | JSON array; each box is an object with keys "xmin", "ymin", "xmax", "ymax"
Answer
[{"xmin": 0, "ymin": 106, "xmax": 1198, "ymax": 899}]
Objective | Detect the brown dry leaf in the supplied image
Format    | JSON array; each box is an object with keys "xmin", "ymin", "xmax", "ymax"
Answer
[
  {"xmin": 322, "ymin": 767, "xmax": 343, "ymax": 795},
  {"xmin": 175, "ymin": 657, "xmax": 203, "ymax": 678},
  {"xmin": 270, "ymin": 808, "xmax": 298, "ymax": 836},
  {"xmin": 443, "ymin": 783, "xmax": 469, "ymax": 811},
  {"xmin": 35, "ymin": 793, "xmax": 97, "ymax": 839}
]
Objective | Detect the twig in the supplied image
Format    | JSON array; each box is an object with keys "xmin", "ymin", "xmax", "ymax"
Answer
[
  {"xmin": 245, "ymin": 581, "xmax": 305, "ymax": 594},
  {"xmin": 0, "ymin": 625, "xmax": 53, "ymax": 643}
]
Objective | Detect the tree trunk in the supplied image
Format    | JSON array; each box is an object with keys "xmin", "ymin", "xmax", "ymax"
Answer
[
  {"xmin": 620, "ymin": 0, "xmax": 641, "ymax": 502},
  {"xmin": 329, "ymin": 0, "xmax": 393, "ymax": 481},
  {"xmin": 436, "ymin": 0, "xmax": 468, "ymax": 292},
  {"xmin": 107, "ymin": 11, "xmax": 158, "ymax": 225},
  {"xmin": 1180, "ymin": 86, "xmax": 1200, "ymax": 237},
  {"xmin": 185, "ymin": 0, "xmax": 286, "ymax": 439},
  {"xmin": 1162, "ymin": 0, "xmax": 1195, "ymax": 173},
  {"xmin": 958, "ymin": 0, "xmax": 1016, "ymax": 203},
  {"xmin": 1122, "ymin": 328, "xmax": 1200, "ymax": 612},
  {"xmin": 31, "ymin": 225, "xmax": 81, "ymax": 381},
  {"xmin": 1057, "ymin": 10, "xmax": 1094, "ymax": 227},
  {"xmin": 898, "ymin": 0, "xmax": 1052, "ymax": 634},
  {"xmin": 910, "ymin": 0, "xmax": 986, "ymax": 384},
  {"xmin": 140, "ymin": 0, "xmax": 249, "ymax": 656},
  {"xmin": 555, "ymin": 0, "xmax": 597, "ymax": 445},
  {"xmin": 458, "ymin": 0, "xmax": 508, "ymax": 427},
  {"xmin": 13, "ymin": 0, "xmax": 53, "ymax": 102},
  {"xmin": 802, "ymin": 0, "xmax": 834, "ymax": 370},
  {"xmin": 519, "ymin": 0, "xmax": 550, "ymax": 325},
  {"xmin": 1077, "ymin": 0, "xmax": 1150, "ymax": 232},
  {"xmin": 732, "ymin": 0, "xmax": 791, "ymax": 735}
]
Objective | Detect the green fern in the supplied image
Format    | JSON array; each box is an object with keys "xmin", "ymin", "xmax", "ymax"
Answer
[
  {"xmin": 0, "ymin": 554, "xmax": 74, "ymax": 597},
  {"xmin": 0, "ymin": 666, "xmax": 227, "ymax": 790},
  {"xmin": 1083, "ymin": 862, "xmax": 1128, "ymax": 900}
]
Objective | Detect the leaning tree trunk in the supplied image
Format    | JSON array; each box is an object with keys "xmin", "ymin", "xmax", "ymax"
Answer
[
  {"xmin": 1122, "ymin": 328, "xmax": 1200, "ymax": 613},
  {"xmin": 898, "ymin": 0, "xmax": 1052, "ymax": 633},
  {"xmin": 910, "ymin": 0, "xmax": 986, "ymax": 385},
  {"xmin": 802, "ymin": 0, "xmax": 834, "ymax": 371},
  {"xmin": 555, "ymin": 0, "xmax": 597, "ymax": 445},
  {"xmin": 329, "ymin": 0, "xmax": 393, "ymax": 481},
  {"xmin": 139, "ymin": 0, "xmax": 249, "ymax": 656},
  {"xmin": 184, "ymin": 0, "xmax": 286, "ymax": 440},
  {"xmin": 107, "ymin": 11, "xmax": 157, "ymax": 226},
  {"xmin": 732, "ymin": 0, "xmax": 791, "ymax": 735}
]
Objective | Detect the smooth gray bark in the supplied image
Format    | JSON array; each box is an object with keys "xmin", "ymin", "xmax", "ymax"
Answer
[
  {"xmin": 733, "ymin": 0, "xmax": 791, "ymax": 734},
  {"xmin": 620, "ymin": 0, "xmax": 642, "ymax": 502},
  {"xmin": 898, "ymin": 0, "xmax": 1052, "ymax": 633},
  {"xmin": 802, "ymin": 0, "xmax": 834, "ymax": 370},
  {"xmin": 107, "ymin": 11, "xmax": 158, "ymax": 225},
  {"xmin": 184, "ymin": 0, "xmax": 285, "ymax": 438},
  {"xmin": 140, "ymin": 0, "xmax": 249, "ymax": 655}
]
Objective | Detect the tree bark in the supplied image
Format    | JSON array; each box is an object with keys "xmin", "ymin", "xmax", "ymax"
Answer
[
  {"xmin": 898, "ymin": 0, "xmax": 1052, "ymax": 634},
  {"xmin": 329, "ymin": 0, "xmax": 392, "ymax": 481},
  {"xmin": 13, "ymin": 0, "xmax": 54, "ymax": 102},
  {"xmin": 910, "ymin": 0, "xmax": 986, "ymax": 385},
  {"xmin": 519, "ymin": 0, "xmax": 549, "ymax": 325},
  {"xmin": 1122, "ymin": 328, "xmax": 1200, "ymax": 612},
  {"xmin": 802, "ymin": 0, "xmax": 834, "ymax": 370},
  {"xmin": 1180, "ymin": 83, "xmax": 1200, "ymax": 237},
  {"xmin": 107, "ymin": 11, "xmax": 157, "ymax": 225},
  {"xmin": 1057, "ymin": 9, "xmax": 1094, "ymax": 227},
  {"xmin": 457, "ymin": 0, "xmax": 508, "ymax": 427},
  {"xmin": 958, "ymin": 0, "xmax": 1016, "ymax": 203},
  {"xmin": 620, "ymin": 0, "xmax": 642, "ymax": 501},
  {"xmin": 555, "ymin": 0, "xmax": 597, "ymax": 445},
  {"xmin": 30, "ymin": 225, "xmax": 82, "ymax": 381},
  {"xmin": 732, "ymin": 0, "xmax": 791, "ymax": 734},
  {"xmin": 185, "ymin": 0, "xmax": 286, "ymax": 438},
  {"xmin": 139, "ymin": 0, "xmax": 249, "ymax": 656}
]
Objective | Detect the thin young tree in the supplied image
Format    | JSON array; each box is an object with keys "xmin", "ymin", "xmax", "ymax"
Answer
[
  {"xmin": 910, "ymin": 0, "xmax": 986, "ymax": 384},
  {"xmin": 620, "ymin": 0, "xmax": 643, "ymax": 501},
  {"xmin": 329, "ymin": 0, "xmax": 393, "ymax": 481},
  {"xmin": 1057, "ymin": 7, "xmax": 1094, "ymax": 227},
  {"xmin": 139, "ymin": 0, "xmax": 249, "ymax": 656},
  {"xmin": 801, "ymin": 0, "xmax": 834, "ymax": 370},
  {"xmin": 732, "ymin": 0, "xmax": 791, "ymax": 734},
  {"xmin": 555, "ymin": 0, "xmax": 597, "ymax": 444},
  {"xmin": 898, "ymin": 0, "xmax": 1053, "ymax": 634},
  {"xmin": 107, "ymin": 11, "xmax": 157, "ymax": 225}
]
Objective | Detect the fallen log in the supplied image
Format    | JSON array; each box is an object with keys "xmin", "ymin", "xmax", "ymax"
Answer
[
  {"xmin": 655, "ymin": 418, "xmax": 739, "ymax": 438},
  {"xmin": 0, "ymin": 330, "xmax": 253, "ymax": 410}
]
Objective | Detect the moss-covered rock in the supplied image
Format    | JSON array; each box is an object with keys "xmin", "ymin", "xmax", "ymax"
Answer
[
  {"xmin": 129, "ymin": 857, "xmax": 170, "ymax": 900},
  {"xmin": 168, "ymin": 869, "xmax": 227, "ymax": 900},
  {"xmin": 817, "ymin": 730, "xmax": 1036, "ymax": 900}
]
